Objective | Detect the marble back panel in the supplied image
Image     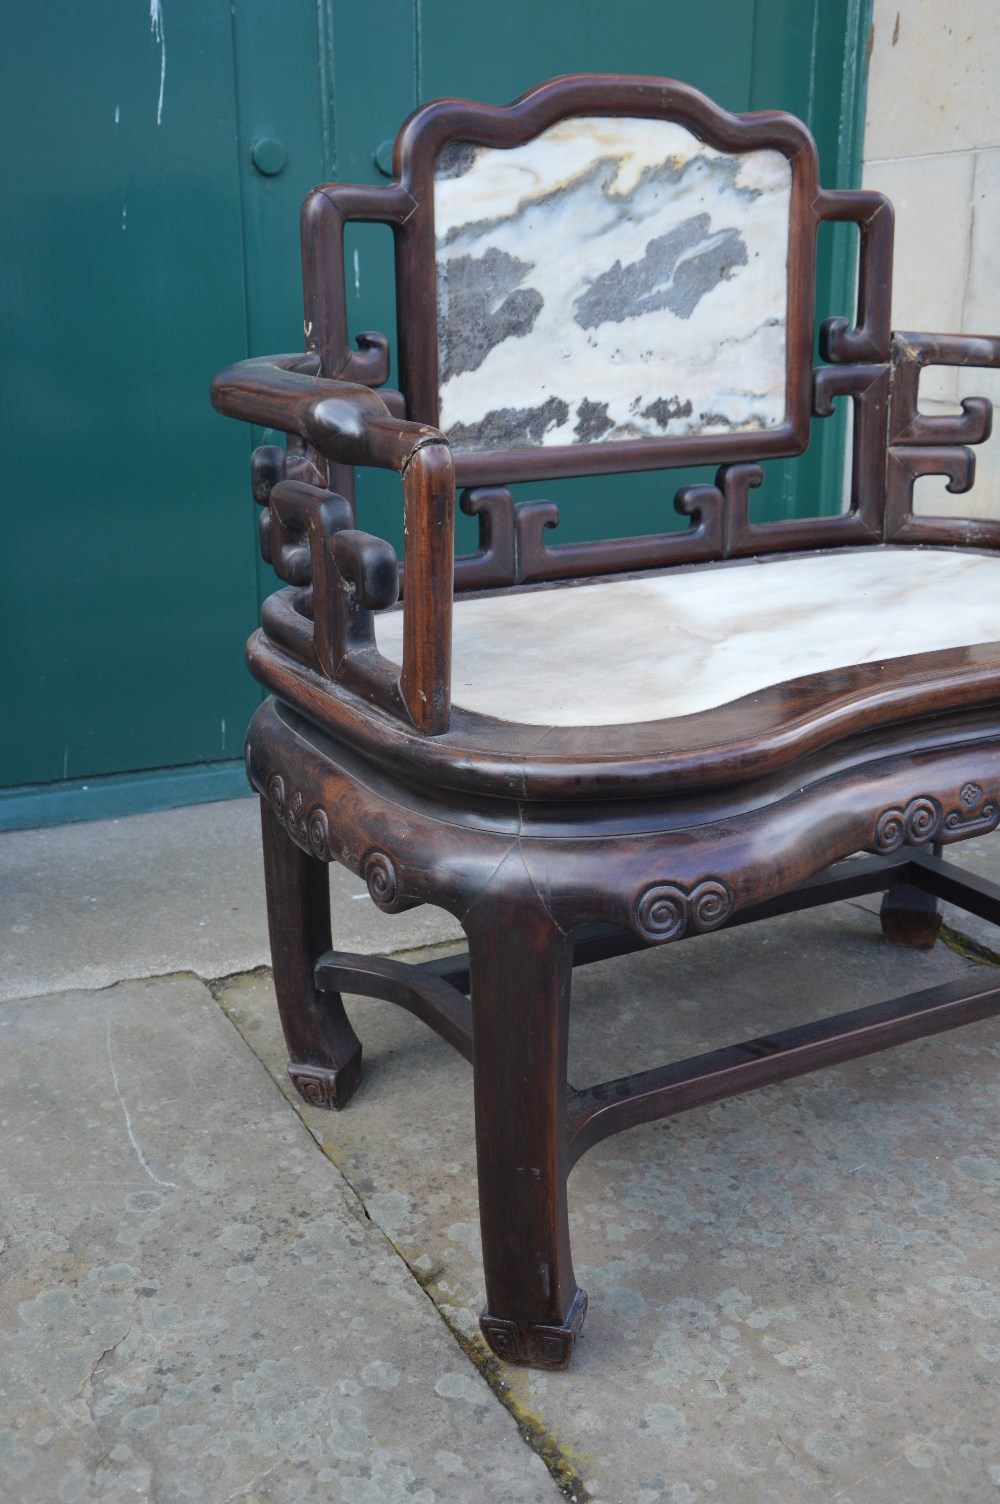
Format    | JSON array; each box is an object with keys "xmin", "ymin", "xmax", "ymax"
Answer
[{"xmin": 433, "ymin": 116, "xmax": 792, "ymax": 455}]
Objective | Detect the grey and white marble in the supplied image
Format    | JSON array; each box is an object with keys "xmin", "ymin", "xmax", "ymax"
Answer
[
  {"xmin": 376, "ymin": 547, "xmax": 1000, "ymax": 725},
  {"xmin": 433, "ymin": 116, "xmax": 792, "ymax": 453}
]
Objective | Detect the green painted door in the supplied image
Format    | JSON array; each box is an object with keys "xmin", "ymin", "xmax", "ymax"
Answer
[{"xmin": 0, "ymin": 0, "xmax": 869, "ymax": 825}]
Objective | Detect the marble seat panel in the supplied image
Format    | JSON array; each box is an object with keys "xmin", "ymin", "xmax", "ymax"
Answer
[
  {"xmin": 433, "ymin": 116, "xmax": 792, "ymax": 454},
  {"xmin": 375, "ymin": 548, "xmax": 1000, "ymax": 727}
]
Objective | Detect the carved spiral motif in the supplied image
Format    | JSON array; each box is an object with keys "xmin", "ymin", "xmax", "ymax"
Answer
[
  {"xmin": 905, "ymin": 797, "xmax": 941, "ymax": 844},
  {"xmin": 634, "ymin": 884, "xmax": 688, "ymax": 942},
  {"xmin": 688, "ymin": 879, "xmax": 735, "ymax": 932},
  {"xmin": 481, "ymin": 1318, "xmax": 523, "ymax": 1363},
  {"xmin": 307, "ymin": 806, "xmax": 331, "ymax": 861},
  {"xmin": 364, "ymin": 851, "xmax": 398, "ymax": 911},
  {"xmin": 873, "ymin": 807, "xmax": 905, "ymax": 852},
  {"xmin": 874, "ymin": 795, "xmax": 942, "ymax": 852},
  {"xmin": 289, "ymin": 1068, "xmax": 332, "ymax": 1110},
  {"xmin": 266, "ymin": 773, "xmax": 286, "ymax": 818}
]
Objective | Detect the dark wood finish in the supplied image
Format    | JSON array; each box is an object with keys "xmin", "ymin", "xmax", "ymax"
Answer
[
  {"xmin": 259, "ymin": 798, "xmax": 362, "ymax": 1110},
  {"xmin": 249, "ymin": 626, "xmax": 1000, "ymax": 801},
  {"xmin": 815, "ymin": 188, "xmax": 894, "ymax": 364},
  {"xmin": 465, "ymin": 880, "xmax": 583, "ymax": 1368},
  {"xmin": 908, "ymin": 848, "xmax": 1000, "ymax": 921},
  {"xmin": 879, "ymin": 880, "xmax": 942, "ymax": 948},
  {"xmin": 212, "ymin": 354, "xmax": 454, "ymax": 734},
  {"xmin": 885, "ymin": 331, "xmax": 1000, "ymax": 545},
  {"xmin": 565, "ymin": 971, "xmax": 1000, "ymax": 1168},
  {"xmin": 214, "ymin": 74, "xmax": 1000, "ymax": 1369},
  {"xmin": 315, "ymin": 950, "xmax": 473, "ymax": 1062},
  {"xmin": 327, "ymin": 855, "xmax": 920, "ymax": 1008}
]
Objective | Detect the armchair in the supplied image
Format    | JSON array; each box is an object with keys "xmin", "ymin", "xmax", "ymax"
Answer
[{"xmin": 212, "ymin": 74, "xmax": 1000, "ymax": 1370}]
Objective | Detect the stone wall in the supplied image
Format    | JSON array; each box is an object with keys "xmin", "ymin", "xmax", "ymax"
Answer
[{"xmin": 863, "ymin": 1, "xmax": 1000, "ymax": 515}]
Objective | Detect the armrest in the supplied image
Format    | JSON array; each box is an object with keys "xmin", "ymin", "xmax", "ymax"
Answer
[
  {"xmin": 213, "ymin": 354, "xmax": 455, "ymax": 736},
  {"xmin": 886, "ymin": 331, "xmax": 1000, "ymax": 545},
  {"xmin": 210, "ymin": 353, "xmax": 443, "ymax": 472}
]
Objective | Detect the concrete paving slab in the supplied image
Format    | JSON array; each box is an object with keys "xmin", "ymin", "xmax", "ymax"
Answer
[
  {"xmin": 219, "ymin": 901, "xmax": 1000, "ymax": 1504},
  {"xmin": 0, "ymin": 799, "xmax": 463, "ymax": 1002},
  {"xmin": 0, "ymin": 975, "xmax": 556, "ymax": 1504}
]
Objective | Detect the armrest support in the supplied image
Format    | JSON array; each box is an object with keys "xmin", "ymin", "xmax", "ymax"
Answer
[
  {"xmin": 213, "ymin": 354, "xmax": 454, "ymax": 735},
  {"xmin": 886, "ymin": 331, "xmax": 1000, "ymax": 545}
]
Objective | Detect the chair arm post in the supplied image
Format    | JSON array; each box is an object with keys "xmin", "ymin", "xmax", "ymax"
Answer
[
  {"xmin": 400, "ymin": 441, "xmax": 455, "ymax": 736},
  {"xmin": 213, "ymin": 354, "xmax": 455, "ymax": 735}
]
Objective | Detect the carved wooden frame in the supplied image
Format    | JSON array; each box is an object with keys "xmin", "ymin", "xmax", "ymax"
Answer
[
  {"xmin": 247, "ymin": 696, "xmax": 1000, "ymax": 1368},
  {"xmin": 302, "ymin": 75, "xmax": 893, "ymax": 485},
  {"xmin": 885, "ymin": 330, "xmax": 1000, "ymax": 544},
  {"xmin": 212, "ymin": 72, "xmax": 1000, "ymax": 1372}
]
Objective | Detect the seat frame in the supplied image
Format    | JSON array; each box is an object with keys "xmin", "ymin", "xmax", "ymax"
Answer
[{"xmin": 213, "ymin": 74, "xmax": 1000, "ymax": 1370}]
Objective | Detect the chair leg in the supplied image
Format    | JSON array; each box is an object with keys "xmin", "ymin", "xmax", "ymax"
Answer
[
  {"xmin": 880, "ymin": 877, "xmax": 942, "ymax": 949},
  {"xmin": 465, "ymin": 896, "xmax": 587, "ymax": 1369},
  {"xmin": 260, "ymin": 798, "xmax": 363, "ymax": 1109}
]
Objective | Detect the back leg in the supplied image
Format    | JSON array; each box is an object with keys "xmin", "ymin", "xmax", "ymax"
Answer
[{"xmin": 880, "ymin": 878, "xmax": 942, "ymax": 949}]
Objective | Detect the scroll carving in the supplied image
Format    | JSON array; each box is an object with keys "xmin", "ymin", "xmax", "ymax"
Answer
[
  {"xmin": 633, "ymin": 878, "xmax": 734, "ymax": 944},
  {"xmin": 635, "ymin": 884, "xmax": 688, "ymax": 942},
  {"xmin": 363, "ymin": 850, "xmax": 400, "ymax": 911},
  {"xmin": 307, "ymin": 807, "xmax": 331, "ymax": 861},
  {"xmin": 288, "ymin": 1066, "xmax": 337, "ymax": 1110},
  {"xmin": 872, "ymin": 787, "xmax": 1000, "ymax": 851},
  {"xmin": 941, "ymin": 784, "xmax": 1000, "ymax": 842},
  {"xmin": 873, "ymin": 796, "xmax": 942, "ymax": 853},
  {"xmin": 265, "ymin": 772, "xmax": 333, "ymax": 860}
]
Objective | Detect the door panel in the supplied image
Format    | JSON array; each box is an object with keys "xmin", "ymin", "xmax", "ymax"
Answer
[
  {"xmin": 1, "ymin": 0, "xmax": 869, "ymax": 800},
  {"xmin": 1, "ymin": 1, "xmax": 259, "ymax": 787}
]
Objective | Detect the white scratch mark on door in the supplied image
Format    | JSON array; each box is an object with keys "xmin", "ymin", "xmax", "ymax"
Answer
[
  {"xmin": 106, "ymin": 1018, "xmax": 178, "ymax": 1189},
  {"xmin": 221, "ymin": 717, "xmax": 226, "ymax": 752},
  {"xmin": 354, "ymin": 248, "xmax": 361, "ymax": 296},
  {"xmin": 114, "ymin": 104, "xmax": 121, "ymax": 129},
  {"xmin": 149, "ymin": 0, "xmax": 166, "ymax": 126},
  {"xmin": 122, "ymin": 204, "xmax": 127, "ymax": 231}
]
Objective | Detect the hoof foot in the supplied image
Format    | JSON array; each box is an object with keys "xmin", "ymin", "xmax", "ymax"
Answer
[
  {"xmin": 288, "ymin": 1049, "xmax": 362, "ymax": 1110},
  {"xmin": 480, "ymin": 1289, "xmax": 588, "ymax": 1370}
]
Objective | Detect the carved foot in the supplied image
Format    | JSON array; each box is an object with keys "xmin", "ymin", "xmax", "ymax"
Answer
[
  {"xmin": 480, "ymin": 1289, "xmax": 588, "ymax": 1370},
  {"xmin": 288, "ymin": 1048, "xmax": 362, "ymax": 1111},
  {"xmin": 880, "ymin": 882, "xmax": 942, "ymax": 949}
]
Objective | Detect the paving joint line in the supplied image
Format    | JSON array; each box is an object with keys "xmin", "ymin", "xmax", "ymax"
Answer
[{"xmin": 208, "ymin": 962, "xmax": 590, "ymax": 1503}]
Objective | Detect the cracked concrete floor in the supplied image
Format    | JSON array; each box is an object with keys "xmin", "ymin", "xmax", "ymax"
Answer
[{"xmin": 2, "ymin": 799, "xmax": 1000, "ymax": 1502}]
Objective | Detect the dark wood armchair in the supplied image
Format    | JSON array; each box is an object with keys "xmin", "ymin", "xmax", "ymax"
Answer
[{"xmin": 212, "ymin": 75, "xmax": 1000, "ymax": 1370}]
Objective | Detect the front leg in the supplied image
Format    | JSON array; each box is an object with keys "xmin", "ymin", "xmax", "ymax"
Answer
[
  {"xmin": 465, "ymin": 884, "xmax": 586, "ymax": 1369},
  {"xmin": 260, "ymin": 798, "xmax": 363, "ymax": 1109}
]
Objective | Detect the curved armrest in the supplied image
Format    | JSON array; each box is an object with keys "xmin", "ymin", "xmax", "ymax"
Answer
[
  {"xmin": 213, "ymin": 353, "xmax": 455, "ymax": 736},
  {"xmin": 211, "ymin": 353, "xmax": 444, "ymax": 472}
]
